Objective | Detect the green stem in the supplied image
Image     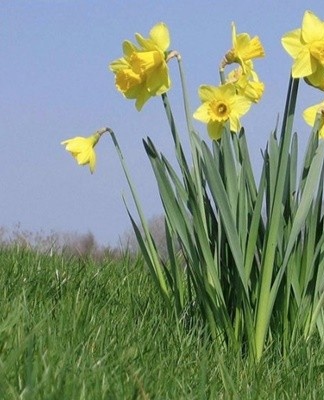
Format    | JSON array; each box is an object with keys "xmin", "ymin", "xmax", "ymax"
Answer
[
  {"xmin": 176, "ymin": 55, "xmax": 208, "ymax": 236},
  {"xmin": 219, "ymin": 67, "xmax": 226, "ymax": 85},
  {"xmin": 176, "ymin": 54, "xmax": 195, "ymax": 135},
  {"xmin": 108, "ymin": 128, "xmax": 169, "ymax": 298}
]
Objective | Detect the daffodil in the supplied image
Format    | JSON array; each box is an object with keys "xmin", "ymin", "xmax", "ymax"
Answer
[
  {"xmin": 282, "ymin": 10, "xmax": 324, "ymax": 79},
  {"xmin": 61, "ymin": 128, "xmax": 107, "ymax": 173},
  {"xmin": 226, "ymin": 61, "xmax": 265, "ymax": 102},
  {"xmin": 110, "ymin": 22, "xmax": 171, "ymax": 110},
  {"xmin": 110, "ymin": 41, "xmax": 151, "ymax": 110},
  {"xmin": 303, "ymin": 101, "xmax": 324, "ymax": 138},
  {"xmin": 224, "ymin": 22, "xmax": 265, "ymax": 71},
  {"xmin": 193, "ymin": 83, "xmax": 252, "ymax": 140}
]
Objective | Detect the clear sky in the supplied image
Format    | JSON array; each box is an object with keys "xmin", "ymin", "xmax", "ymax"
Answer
[{"xmin": 1, "ymin": 0, "xmax": 324, "ymax": 247}]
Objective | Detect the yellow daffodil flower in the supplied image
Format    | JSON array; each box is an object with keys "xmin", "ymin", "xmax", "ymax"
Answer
[
  {"xmin": 224, "ymin": 22, "xmax": 265, "ymax": 71},
  {"xmin": 303, "ymin": 101, "xmax": 324, "ymax": 138},
  {"xmin": 110, "ymin": 41, "xmax": 151, "ymax": 110},
  {"xmin": 193, "ymin": 83, "xmax": 252, "ymax": 140},
  {"xmin": 61, "ymin": 128, "xmax": 108, "ymax": 173},
  {"xmin": 226, "ymin": 61, "xmax": 265, "ymax": 103},
  {"xmin": 282, "ymin": 10, "xmax": 324, "ymax": 79},
  {"xmin": 110, "ymin": 22, "xmax": 171, "ymax": 110}
]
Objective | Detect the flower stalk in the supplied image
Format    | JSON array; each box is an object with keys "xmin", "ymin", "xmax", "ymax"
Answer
[{"xmin": 108, "ymin": 128, "xmax": 170, "ymax": 301}]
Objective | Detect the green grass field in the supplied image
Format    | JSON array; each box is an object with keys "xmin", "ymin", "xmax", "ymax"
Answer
[{"xmin": 1, "ymin": 244, "xmax": 324, "ymax": 399}]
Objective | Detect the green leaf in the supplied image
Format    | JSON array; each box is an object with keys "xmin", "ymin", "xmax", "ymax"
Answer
[{"xmin": 201, "ymin": 141, "xmax": 248, "ymax": 295}]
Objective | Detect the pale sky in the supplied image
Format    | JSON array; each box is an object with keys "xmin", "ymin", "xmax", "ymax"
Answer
[{"xmin": 1, "ymin": 0, "xmax": 324, "ymax": 247}]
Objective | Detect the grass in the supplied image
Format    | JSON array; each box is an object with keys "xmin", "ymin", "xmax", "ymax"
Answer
[{"xmin": 1, "ymin": 245, "xmax": 324, "ymax": 399}]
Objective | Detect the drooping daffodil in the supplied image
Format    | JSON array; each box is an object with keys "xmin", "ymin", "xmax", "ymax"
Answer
[
  {"xmin": 282, "ymin": 10, "xmax": 324, "ymax": 82},
  {"xmin": 226, "ymin": 60, "xmax": 265, "ymax": 103},
  {"xmin": 223, "ymin": 22, "xmax": 265, "ymax": 72},
  {"xmin": 193, "ymin": 83, "xmax": 252, "ymax": 140},
  {"xmin": 61, "ymin": 127, "xmax": 108, "ymax": 173},
  {"xmin": 303, "ymin": 101, "xmax": 324, "ymax": 138},
  {"xmin": 110, "ymin": 22, "xmax": 171, "ymax": 110}
]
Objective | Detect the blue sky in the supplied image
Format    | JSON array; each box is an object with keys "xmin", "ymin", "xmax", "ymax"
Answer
[{"xmin": 1, "ymin": 0, "xmax": 324, "ymax": 247}]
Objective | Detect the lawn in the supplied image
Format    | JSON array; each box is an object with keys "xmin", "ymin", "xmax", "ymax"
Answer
[{"xmin": 1, "ymin": 245, "xmax": 324, "ymax": 399}]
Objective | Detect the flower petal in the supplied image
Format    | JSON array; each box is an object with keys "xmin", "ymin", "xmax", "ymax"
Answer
[
  {"xmin": 135, "ymin": 87, "xmax": 152, "ymax": 111},
  {"xmin": 146, "ymin": 63, "xmax": 170, "ymax": 94},
  {"xmin": 109, "ymin": 57, "xmax": 129, "ymax": 72},
  {"xmin": 281, "ymin": 29, "xmax": 303, "ymax": 58},
  {"xmin": 292, "ymin": 48, "xmax": 315, "ymax": 77},
  {"xmin": 150, "ymin": 22, "xmax": 170, "ymax": 51},
  {"xmin": 193, "ymin": 103, "xmax": 212, "ymax": 123},
  {"xmin": 302, "ymin": 10, "xmax": 324, "ymax": 43},
  {"xmin": 220, "ymin": 83, "xmax": 237, "ymax": 99},
  {"xmin": 231, "ymin": 95, "xmax": 252, "ymax": 117},
  {"xmin": 197, "ymin": 85, "xmax": 219, "ymax": 102},
  {"xmin": 76, "ymin": 149, "xmax": 91, "ymax": 165},
  {"xmin": 207, "ymin": 121, "xmax": 224, "ymax": 140},
  {"xmin": 135, "ymin": 33, "xmax": 155, "ymax": 50},
  {"xmin": 62, "ymin": 137, "xmax": 88, "ymax": 153},
  {"xmin": 89, "ymin": 150, "xmax": 97, "ymax": 174},
  {"xmin": 229, "ymin": 114, "xmax": 241, "ymax": 133},
  {"xmin": 303, "ymin": 103, "xmax": 321, "ymax": 126},
  {"xmin": 303, "ymin": 101, "xmax": 324, "ymax": 138}
]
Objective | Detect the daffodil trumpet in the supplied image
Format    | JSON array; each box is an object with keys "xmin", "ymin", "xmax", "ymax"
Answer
[{"xmin": 222, "ymin": 22, "xmax": 265, "ymax": 72}]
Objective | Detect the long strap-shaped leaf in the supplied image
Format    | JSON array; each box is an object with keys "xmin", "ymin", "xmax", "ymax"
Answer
[
  {"xmin": 254, "ymin": 77, "xmax": 299, "ymax": 361},
  {"xmin": 201, "ymin": 141, "xmax": 248, "ymax": 296},
  {"xmin": 270, "ymin": 139, "xmax": 324, "ymax": 314}
]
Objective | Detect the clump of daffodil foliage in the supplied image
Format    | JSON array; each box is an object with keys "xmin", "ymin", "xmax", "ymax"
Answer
[{"xmin": 62, "ymin": 12, "xmax": 324, "ymax": 362}]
